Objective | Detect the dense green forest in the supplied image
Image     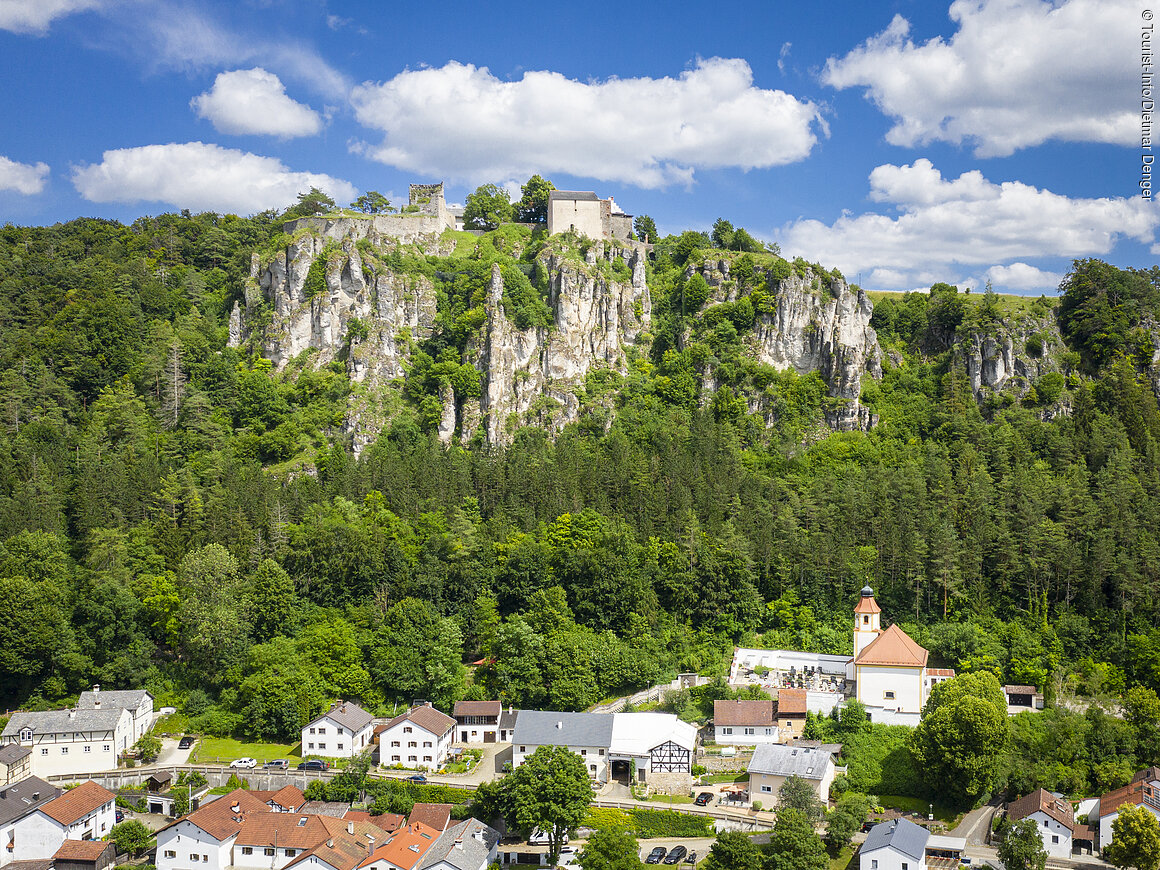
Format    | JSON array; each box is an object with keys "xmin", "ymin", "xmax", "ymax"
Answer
[{"xmin": 2, "ymin": 196, "xmax": 1160, "ymax": 804}]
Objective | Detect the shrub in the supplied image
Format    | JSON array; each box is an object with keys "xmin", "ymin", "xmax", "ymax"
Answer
[{"xmin": 630, "ymin": 808, "xmax": 714, "ymax": 838}]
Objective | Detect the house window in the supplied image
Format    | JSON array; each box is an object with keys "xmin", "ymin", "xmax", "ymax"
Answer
[
  {"xmin": 308, "ymin": 742, "xmax": 314, "ymax": 749},
  {"xmin": 19, "ymin": 728, "xmax": 32, "ymax": 741},
  {"xmin": 41, "ymin": 748, "xmax": 49, "ymax": 755},
  {"xmin": 392, "ymin": 755, "xmax": 401, "ymax": 762},
  {"xmin": 599, "ymin": 749, "xmax": 605, "ymax": 756},
  {"xmin": 722, "ymin": 727, "xmax": 733, "ymax": 735},
  {"xmin": 590, "ymin": 764, "xmax": 596, "ymax": 773},
  {"xmin": 1052, "ymin": 836, "xmax": 1059, "ymax": 844},
  {"xmin": 104, "ymin": 745, "xmax": 111, "ymax": 751},
  {"xmin": 337, "ymin": 744, "xmax": 344, "ymax": 750},
  {"xmin": 192, "ymin": 855, "xmax": 200, "ymax": 863},
  {"xmin": 265, "ymin": 848, "xmax": 276, "ymax": 856},
  {"xmin": 391, "ymin": 741, "xmax": 400, "ymax": 747},
  {"xmin": 242, "ymin": 848, "xmax": 254, "ymax": 855},
  {"xmin": 164, "ymin": 851, "xmax": 176, "ymax": 859},
  {"xmin": 318, "ymin": 744, "xmax": 326, "ymax": 750},
  {"xmin": 884, "ymin": 692, "xmax": 895, "ymax": 700},
  {"xmin": 581, "ymin": 750, "xmax": 587, "ymax": 756},
  {"xmin": 409, "ymin": 755, "xmax": 417, "ymax": 762},
  {"xmin": 286, "ymin": 850, "xmax": 296, "ymax": 857},
  {"xmin": 871, "ymin": 863, "xmax": 877, "ymax": 869},
  {"xmin": 520, "ymin": 746, "xmax": 526, "ymax": 753},
  {"xmin": 203, "ymin": 857, "xmax": 209, "ymax": 863},
  {"xmin": 901, "ymin": 863, "xmax": 907, "ymax": 870},
  {"xmin": 84, "ymin": 746, "xmax": 91, "ymax": 753},
  {"xmin": 423, "ymin": 741, "xmax": 432, "ymax": 748},
  {"xmin": 863, "ymin": 616, "xmax": 869, "ymax": 625},
  {"xmin": 404, "ymin": 727, "xmax": 412, "ymax": 733},
  {"xmin": 317, "ymin": 727, "xmax": 326, "ymax": 734},
  {"xmin": 1043, "ymin": 820, "xmax": 1049, "ymax": 828},
  {"xmin": 309, "ymin": 727, "xmax": 316, "ymax": 734},
  {"xmin": 408, "ymin": 741, "xmax": 417, "ymax": 748},
  {"xmin": 744, "ymin": 728, "xmax": 755, "ymax": 735},
  {"xmin": 424, "ymin": 756, "xmax": 432, "ymax": 762},
  {"xmin": 761, "ymin": 786, "xmax": 772, "ymax": 793},
  {"xmin": 61, "ymin": 747, "xmax": 68, "ymax": 754}
]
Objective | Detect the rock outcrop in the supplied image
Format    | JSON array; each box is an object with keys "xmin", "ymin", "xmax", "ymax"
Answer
[
  {"xmin": 954, "ymin": 314, "xmax": 1062, "ymax": 403},
  {"xmin": 750, "ymin": 271, "xmax": 883, "ymax": 431}
]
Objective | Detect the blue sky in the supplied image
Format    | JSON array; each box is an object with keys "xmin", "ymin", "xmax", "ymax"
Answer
[{"xmin": 0, "ymin": 0, "xmax": 1153, "ymax": 293}]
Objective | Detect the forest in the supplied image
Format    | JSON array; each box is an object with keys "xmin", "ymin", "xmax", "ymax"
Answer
[{"xmin": 1, "ymin": 189, "xmax": 1160, "ymax": 806}]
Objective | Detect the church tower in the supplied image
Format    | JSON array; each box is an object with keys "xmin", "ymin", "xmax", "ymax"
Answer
[{"xmin": 853, "ymin": 585, "xmax": 881, "ymax": 661}]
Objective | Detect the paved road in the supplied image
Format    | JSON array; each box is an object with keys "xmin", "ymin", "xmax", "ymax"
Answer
[{"xmin": 155, "ymin": 736, "xmax": 195, "ymax": 767}]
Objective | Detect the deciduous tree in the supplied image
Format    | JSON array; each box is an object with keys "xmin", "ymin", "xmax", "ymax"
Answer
[{"xmin": 500, "ymin": 746, "xmax": 593, "ymax": 865}]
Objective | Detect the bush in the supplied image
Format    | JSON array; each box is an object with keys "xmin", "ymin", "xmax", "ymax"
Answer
[{"xmin": 630, "ymin": 808, "xmax": 714, "ymax": 838}]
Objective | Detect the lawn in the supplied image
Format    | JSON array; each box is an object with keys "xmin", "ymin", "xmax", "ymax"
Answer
[
  {"xmin": 190, "ymin": 737, "xmax": 302, "ymax": 766},
  {"xmin": 828, "ymin": 844, "xmax": 857, "ymax": 870},
  {"xmin": 641, "ymin": 794, "xmax": 694, "ymax": 806},
  {"xmin": 699, "ymin": 773, "xmax": 748, "ymax": 785}
]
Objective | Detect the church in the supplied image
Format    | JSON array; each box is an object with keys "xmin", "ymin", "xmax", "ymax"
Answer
[{"xmin": 852, "ymin": 586, "xmax": 954, "ymax": 721}]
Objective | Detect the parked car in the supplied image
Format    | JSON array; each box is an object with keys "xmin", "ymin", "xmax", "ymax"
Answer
[
  {"xmin": 297, "ymin": 759, "xmax": 328, "ymax": 771},
  {"xmin": 685, "ymin": 852, "xmax": 697, "ymax": 865},
  {"xmin": 263, "ymin": 759, "xmax": 288, "ymax": 770},
  {"xmin": 664, "ymin": 847, "xmax": 687, "ymax": 865},
  {"xmin": 405, "ymin": 774, "xmax": 428, "ymax": 784},
  {"xmin": 646, "ymin": 848, "xmax": 667, "ymax": 865},
  {"xmin": 230, "ymin": 757, "xmax": 257, "ymax": 768},
  {"xmin": 115, "ymin": 809, "xmax": 124, "ymax": 823},
  {"xmin": 178, "ymin": 735, "xmax": 196, "ymax": 749},
  {"xmin": 694, "ymin": 792, "xmax": 714, "ymax": 806},
  {"xmin": 529, "ymin": 829, "xmax": 567, "ymax": 846}
]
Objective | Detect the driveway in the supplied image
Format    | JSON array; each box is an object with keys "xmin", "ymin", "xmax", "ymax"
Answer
[{"xmin": 155, "ymin": 737, "xmax": 196, "ymax": 767}]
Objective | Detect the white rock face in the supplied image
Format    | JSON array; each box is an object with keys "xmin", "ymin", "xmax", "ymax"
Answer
[
  {"xmin": 957, "ymin": 315, "xmax": 1059, "ymax": 400},
  {"xmin": 475, "ymin": 246, "xmax": 650, "ymax": 444},
  {"xmin": 751, "ymin": 272, "xmax": 882, "ymax": 430}
]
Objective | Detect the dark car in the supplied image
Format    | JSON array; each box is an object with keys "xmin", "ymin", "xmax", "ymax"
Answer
[
  {"xmin": 664, "ymin": 847, "xmax": 687, "ymax": 865},
  {"xmin": 263, "ymin": 759, "xmax": 288, "ymax": 770},
  {"xmin": 685, "ymin": 852, "xmax": 697, "ymax": 865},
  {"xmin": 115, "ymin": 809, "xmax": 124, "ymax": 823},
  {"xmin": 694, "ymin": 792, "xmax": 714, "ymax": 807},
  {"xmin": 405, "ymin": 774, "xmax": 428, "ymax": 784},
  {"xmin": 646, "ymin": 848, "xmax": 667, "ymax": 865},
  {"xmin": 178, "ymin": 735, "xmax": 195, "ymax": 749},
  {"xmin": 861, "ymin": 821, "xmax": 876, "ymax": 833},
  {"xmin": 297, "ymin": 759, "xmax": 328, "ymax": 771}
]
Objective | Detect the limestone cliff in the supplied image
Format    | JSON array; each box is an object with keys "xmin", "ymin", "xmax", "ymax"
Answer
[
  {"xmin": 240, "ymin": 219, "xmax": 887, "ymax": 450},
  {"xmin": 750, "ymin": 270, "xmax": 882, "ymax": 431}
]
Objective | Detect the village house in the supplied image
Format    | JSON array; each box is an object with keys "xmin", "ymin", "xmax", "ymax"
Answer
[
  {"xmin": 281, "ymin": 819, "xmax": 398, "ymax": 870},
  {"xmin": 76, "ymin": 687, "xmax": 154, "ymax": 744},
  {"xmin": 0, "ymin": 747, "xmax": 31, "ymax": 788},
  {"xmin": 376, "ymin": 706, "xmax": 456, "ymax": 772},
  {"xmin": 410, "ymin": 819, "xmax": 498, "ymax": 870},
  {"xmin": 6, "ymin": 782, "xmax": 116, "ymax": 863},
  {"xmin": 859, "ymin": 818, "xmax": 966, "ymax": 870},
  {"xmin": 450, "ymin": 702, "xmax": 502, "ymax": 745},
  {"xmin": 1008, "ymin": 788, "xmax": 1076, "ymax": 859},
  {"xmin": 1098, "ymin": 767, "xmax": 1160, "ymax": 851},
  {"xmin": 712, "ymin": 700, "xmax": 777, "ymax": 746},
  {"xmin": 1003, "ymin": 685, "xmax": 1046, "ymax": 714},
  {"xmin": 156, "ymin": 789, "xmax": 272, "ymax": 870},
  {"xmin": 776, "ymin": 689, "xmax": 808, "ymax": 740},
  {"xmin": 511, "ymin": 711, "xmax": 696, "ymax": 784},
  {"xmin": 746, "ymin": 744, "xmax": 835, "ymax": 806},
  {"xmin": 356, "ymin": 821, "xmax": 441, "ymax": 870},
  {"xmin": 301, "ymin": 703, "xmax": 375, "ymax": 761},
  {"xmin": 1, "ymin": 707, "xmax": 133, "ymax": 779},
  {"xmin": 1, "ymin": 777, "xmax": 60, "ymax": 868},
  {"xmin": 52, "ymin": 838, "xmax": 115, "ymax": 870}
]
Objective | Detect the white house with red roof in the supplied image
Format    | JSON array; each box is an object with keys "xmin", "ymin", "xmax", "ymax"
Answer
[
  {"xmin": 852, "ymin": 587, "xmax": 953, "ymax": 721},
  {"xmin": 1008, "ymin": 788, "xmax": 1076, "ymax": 859},
  {"xmin": 7, "ymin": 781, "xmax": 115, "ymax": 862}
]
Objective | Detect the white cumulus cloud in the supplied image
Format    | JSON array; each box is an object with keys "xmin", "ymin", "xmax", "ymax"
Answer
[
  {"xmin": 0, "ymin": 156, "xmax": 50, "ymax": 194},
  {"xmin": 985, "ymin": 263, "xmax": 1064, "ymax": 292},
  {"xmin": 823, "ymin": 0, "xmax": 1137, "ymax": 156},
  {"xmin": 0, "ymin": 0, "xmax": 100, "ymax": 34},
  {"xmin": 192, "ymin": 68, "xmax": 323, "ymax": 138},
  {"xmin": 777, "ymin": 159, "xmax": 1158, "ymax": 291},
  {"xmin": 71, "ymin": 142, "xmax": 356, "ymax": 214},
  {"xmin": 350, "ymin": 58, "xmax": 826, "ymax": 188}
]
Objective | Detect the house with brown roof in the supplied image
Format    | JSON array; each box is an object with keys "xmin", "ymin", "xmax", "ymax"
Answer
[
  {"xmin": 282, "ymin": 820, "xmax": 395, "ymax": 870},
  {"xmin": 712, "ymin": 700, "xmax": 777, "ymax": 746},
  {"xmin": 232, "ymin": 812, "xmax": 349, "ymax": 870},
  {"xmin": 1003, "ymin": 685, "xmax": 1046, "ymax": 714},
  {"xmin": 376, "ymin": 706, "xmax": 455, "ymax": 772},
  {"xmin": 450, "ymin": 703, "xmax": 501, "ymax": 745},
  {"xmin": 7, "ymin": 781, "xmax": 116, "ymax": 863},
  {"xmin": 1008, "ymin": 788, "xmax": 1075, "ymax": 858},
  {"xmin": 405, "ymin": 806, "xmax": 451, "ymax": 834},
  {"xmin": 355, "ymin": 822, "xmax": 441, "ymax": 870},
  {"xmin": 155, "ymin": 789, "xmax": 271, "ymax": 870},
  {"xmin": 52, "ymin": 839, "xmax": 114, "ymax": 870},
  {"xmin": 776, "ymin": 689, "xmax": 808, "ymax": 740},
  {"xmin": 302, "ymin": 703, "xmax": 375, "ymax": 760},
  {"xmin": 1098, "ymin": 768, "xmax": 1160, "ymax": 851},
  {"xmin": 852, "ymin": 587, "xmax": 954, "ymax": 720}
]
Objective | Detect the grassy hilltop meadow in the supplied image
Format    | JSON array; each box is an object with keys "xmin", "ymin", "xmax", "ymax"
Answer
[{"xmin": 2, "ymin": 184, "xmax": 1160, "ymax": 809}]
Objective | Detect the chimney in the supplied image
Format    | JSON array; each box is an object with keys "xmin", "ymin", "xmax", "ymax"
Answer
[
  {"xmin": 327, "ymin": 840, "xmax": 334, "ymax": 849},
  {"xmin": 348, "ymin": 821, "xmax": 354, "ymax": 835},
  {"xmin": 68, "ymin": 709, "xmax": 76, "ymax": 720},
  {"xmin": 556, "ymin": 721, "xmax": 562, "ymax": 730}
]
